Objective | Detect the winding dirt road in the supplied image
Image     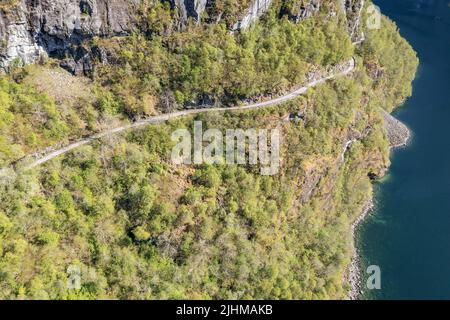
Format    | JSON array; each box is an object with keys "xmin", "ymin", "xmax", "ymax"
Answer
[{"xmin": 9, "ymin": 58, "xmax": 355, "ymax": 171}]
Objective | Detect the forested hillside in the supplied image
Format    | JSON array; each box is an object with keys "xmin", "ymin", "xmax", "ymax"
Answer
[{"xmin": 0, "ymin": 0, "xmax": 418, "ymax": 299}]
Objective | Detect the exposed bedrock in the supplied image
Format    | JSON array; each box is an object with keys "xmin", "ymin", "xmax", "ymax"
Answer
[
  {"xmin": 231, "ymin": 0, "xmax": 272, "ymax": 31},
  {"xmin": 0, "ymin": 0, "xmax": 140, "ymax": 74},
  {"xmin": 0, "ymin": 0, "xmax": 365, "ymax": 74},
  {"xmin": 171, "ymin": 0, "xmax": 207, "ymax": 24},
  {"xmin": 281, "ymin": 0, "xmax": 323, "ymax": 23}
]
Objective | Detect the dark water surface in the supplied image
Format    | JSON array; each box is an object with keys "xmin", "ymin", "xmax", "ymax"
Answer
[{"xmin": 359, "ymin": 0, "xmax": 450, "ymax": 299}]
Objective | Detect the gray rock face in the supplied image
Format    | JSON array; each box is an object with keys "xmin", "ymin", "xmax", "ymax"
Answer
[
  {"xmin": 1, "ymin": 0, "xmax": 212, "ymax": 72},
  {"xmin": 0, "ymin": 0, "xmax": 140, "ymax": 74},
  {"xmin": 297, "ymin": 0, "xmax": 322, "ymax": 21},
  {"xmin": 232, "ymin": 0, "xmax": 272, "ymax": 31},
  {"xmin": 172, "ymin": 0, "xmax": 208, "ymax": 25},
  {"xmin": 0, "ymin": 0, "xmax": 363, "ymax": 73},
  {"xmin": 286, "ymin": 0, "xmax": 323, "ymax": 23},
  {"xmin": 0, "ymin": 1, "xmax": 45, "ymax": 70},
  {"xmin": 343, "ymin": 0, "xmax": 365, "ymax": 41},
  {"xmin": 284, "ymin": 0, "xmax": 364, "ymax": 31}
]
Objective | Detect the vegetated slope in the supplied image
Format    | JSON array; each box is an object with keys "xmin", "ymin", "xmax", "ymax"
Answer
[
  {"xmin": 0, "ymin": 0, "xmax": 358, "ymax": 168},
  {"xmin": 1, "ymin": 79, "xmax": 379, "ymax": 299},
  {"xmin": 5, "ymin": 57, "xmax": 353, "ymax": 172},
  {"xmin": 0, "ymin": 1, "xmax": 418, "ymax": 299}
]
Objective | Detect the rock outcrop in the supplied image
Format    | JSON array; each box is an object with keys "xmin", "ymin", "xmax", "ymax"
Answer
[
  {"xmin": 344, "ymin": 0, "xmax": 365, "ymax": 42},
  {"xmin": 232, "ymin": 0, "xmax": 272, "ymax": 31},
  {"xmin": 278, "ymin": 0, "xmax": 365, "ymax": 39},
  {"xmin": 0, "ymin": 0, "xmax": 365, "ymax": 73},
  {"xmin": 0, "ymin": 0, "xmax": 140, "ymax": 74},
  {"xmin": 282, "ymin": 0, "xmax": 323, "ymax": 23},
  {"xmin": 0, "ymin": 1, "xmax": 45, "ymax": 70},
  {"xmin": 171, "ymin": 0, "xmax": 208, "ymax": 26}
]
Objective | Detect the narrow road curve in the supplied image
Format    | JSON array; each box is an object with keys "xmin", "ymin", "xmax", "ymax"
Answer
[{"xmin": 14, "ymin": 58, "xmax": 355, "ymax": 171}]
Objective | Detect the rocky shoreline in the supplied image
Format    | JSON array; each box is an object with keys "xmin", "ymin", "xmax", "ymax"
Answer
[
  {"xmin": 348, "ymin": 110, "xmax": 411, "ymax": 300},
  {"xmin": 383, "ymin": 109, "xmax": 411, "ymax": 149},
  {"xmin": 348, "ymin": 199, "xmax": 374, "ymax": 300}
]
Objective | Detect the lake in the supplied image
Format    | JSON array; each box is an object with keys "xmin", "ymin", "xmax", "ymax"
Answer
[{"xmin": 359, "ymin": 0, "xmax": 450, "ymax": 299}]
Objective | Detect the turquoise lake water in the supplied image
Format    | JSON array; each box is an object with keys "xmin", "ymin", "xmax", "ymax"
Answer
[{"xmin": 359, "ymin": 0, "xmax": 450, "ymax": 299}]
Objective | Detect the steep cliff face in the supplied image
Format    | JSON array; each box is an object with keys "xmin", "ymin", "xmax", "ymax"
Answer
[
  {"xmin": 344, "ymin": 0, "xmax": 365, "ymax": 41},
  {"xmin": 0, "ymin": 0, "xmax": 364, "ymax": 74},
  {"xmin": 170, "ymin": 0, "xmax": 272, "ymax": 30},
  {"xmin": 231, "ymin": 0, "xmax": 272, "ymax": 31},
  {"xmin": 281, "ymin": 0, "xmax": 364, "ymax": 39},
  {"xmin": 0, "ymin": 0, "xmax": 140, "ymax": 73},
  {"xmin": 171, "ymin": 0, "xmax": 207, "ymax": 25},
  {"xmin": 0, "ymin": 1, "xmax": 45, "ymax": 70},
  {"xmin": 281, "ymin": 0, "xmax": 323, "ymax": 23}
]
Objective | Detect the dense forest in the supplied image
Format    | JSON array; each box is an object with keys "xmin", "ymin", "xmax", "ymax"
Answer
[{"xmin": 0, "ymin": 0, "xmax": 418, "ymax": 299}]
